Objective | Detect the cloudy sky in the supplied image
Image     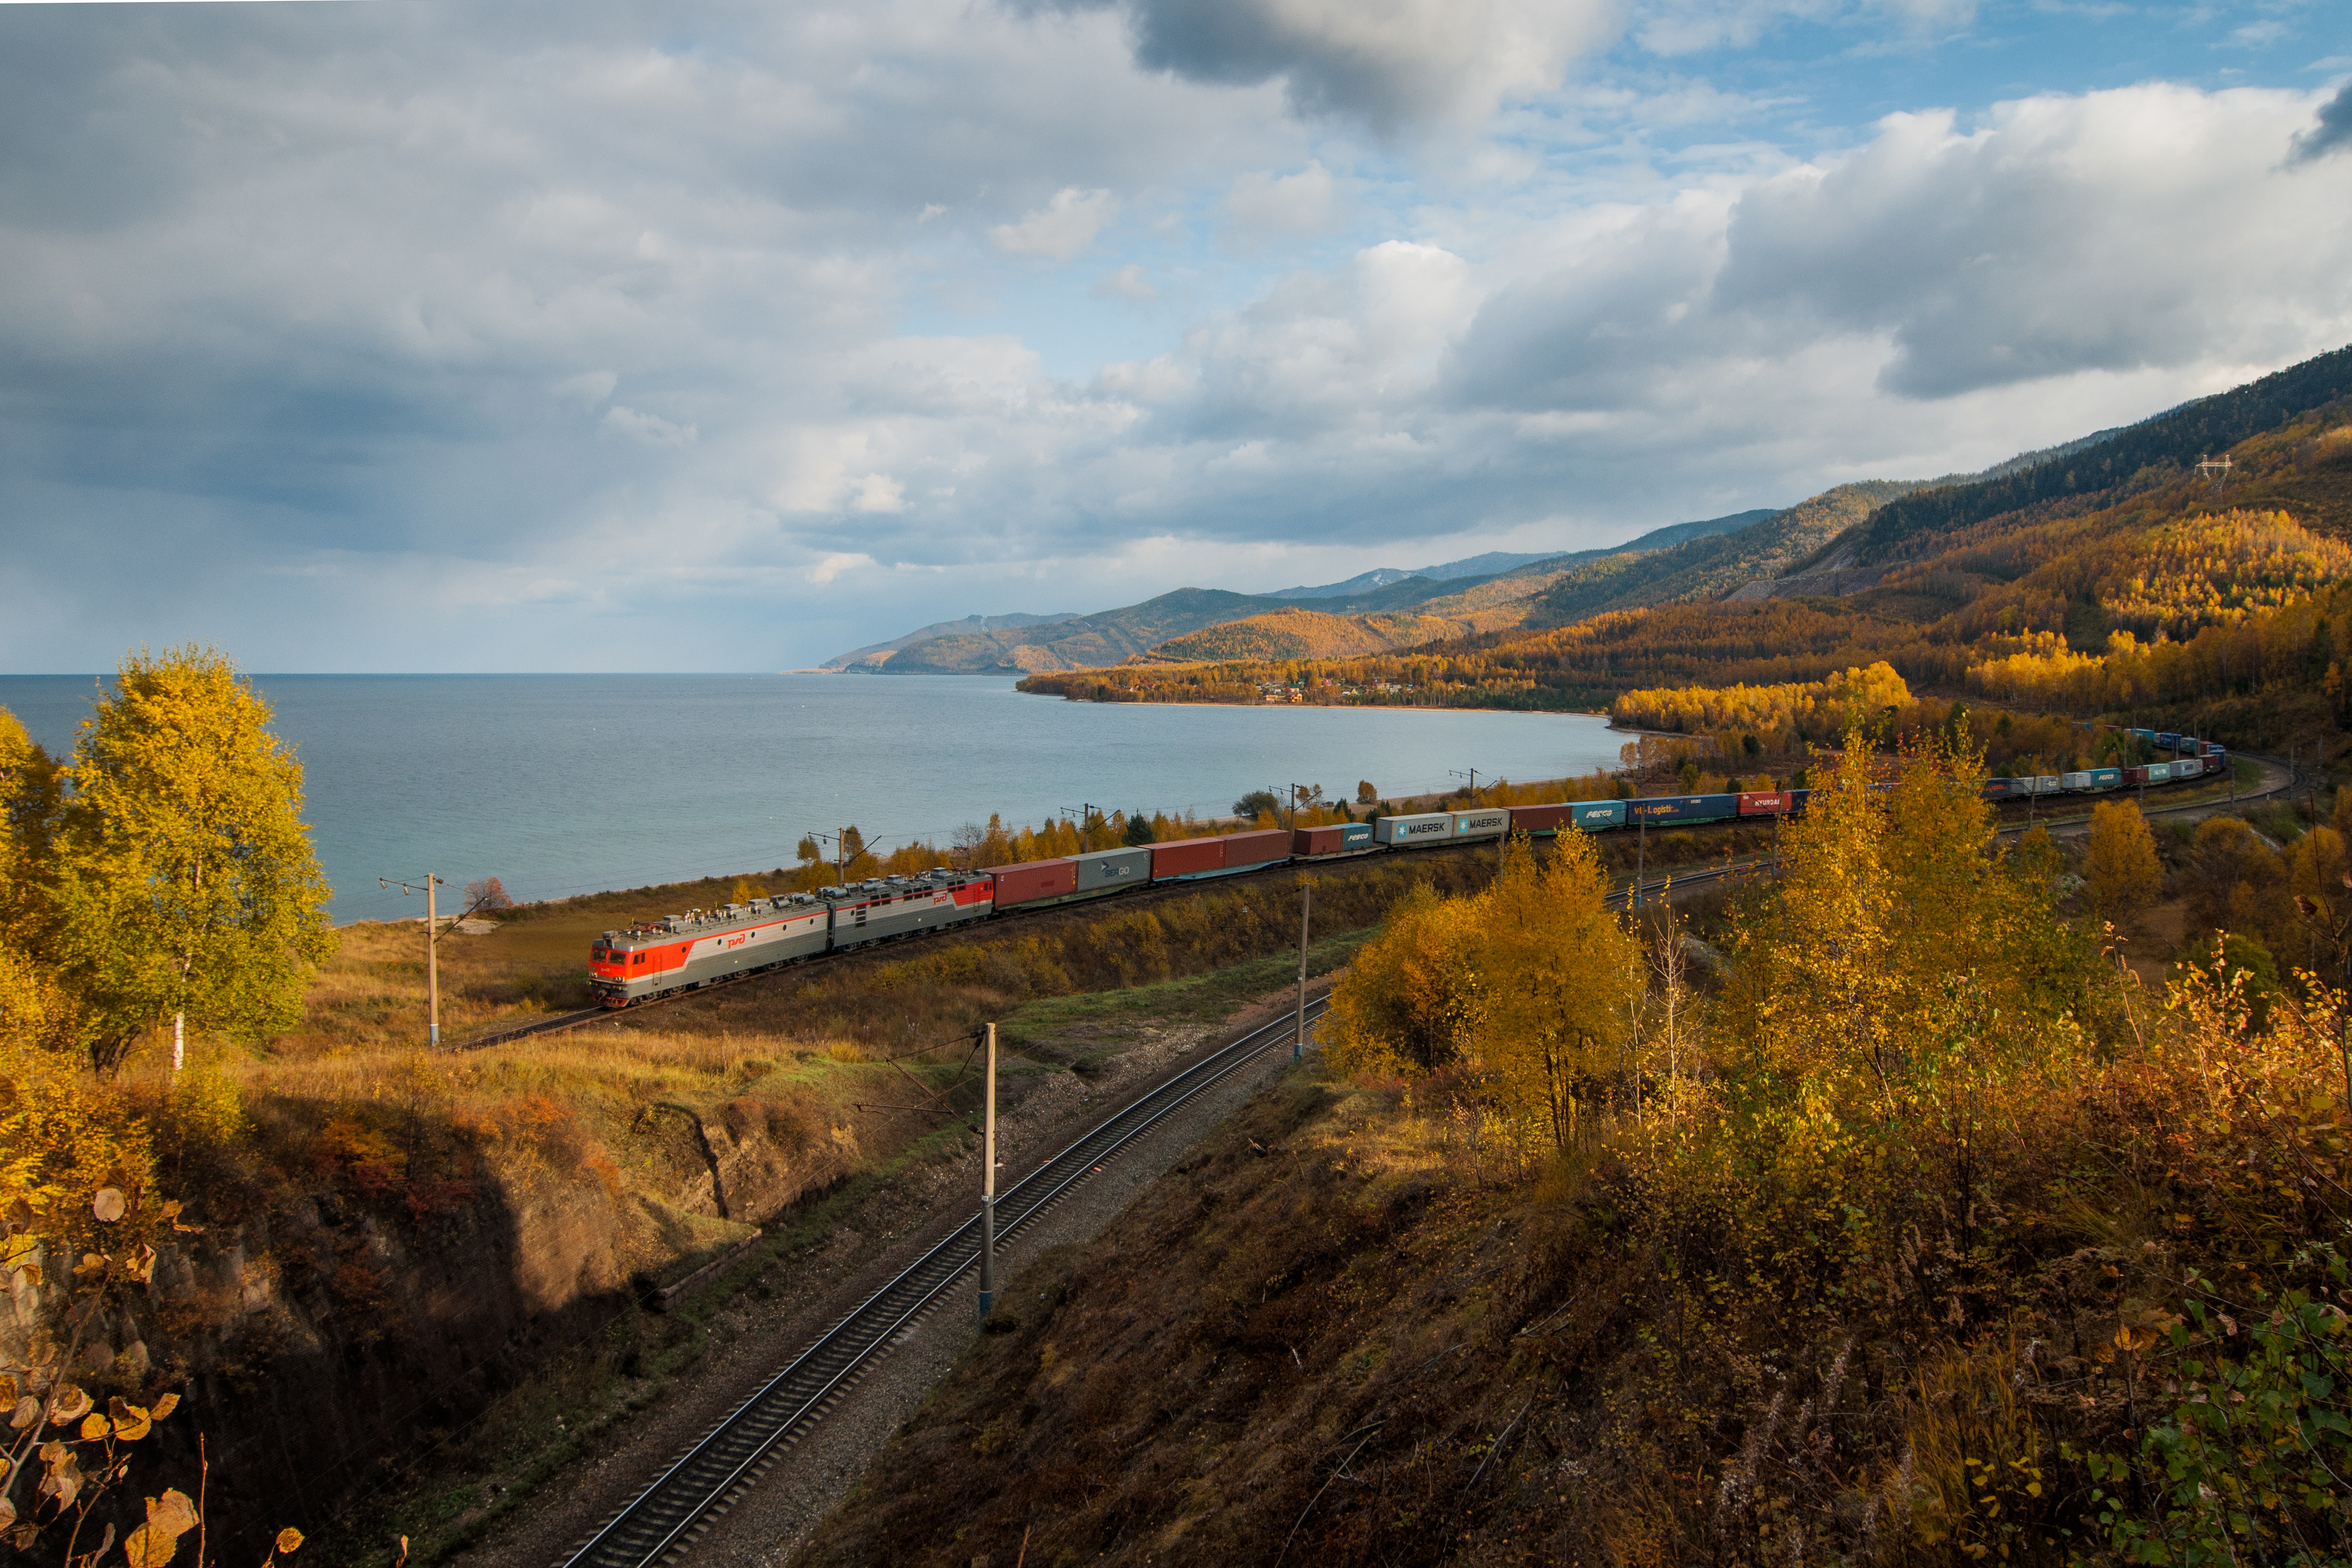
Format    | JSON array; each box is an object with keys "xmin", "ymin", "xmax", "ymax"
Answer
[{"xmin": 2, "ymin": 0, "xmax": 2348, "ymax": 673}]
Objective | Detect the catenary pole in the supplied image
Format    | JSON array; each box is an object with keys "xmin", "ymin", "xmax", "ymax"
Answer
[
  {"xmin": 1295, "ymin": 882, "xmax": 1310, "ymax": 1062},
  {"xmin": 979, "ymin": 1022, "xmax": 998, "ymax": 1323},
  {"xmin": 427, "ymin": 872, "xmax": 441, "ymax": 1048}
]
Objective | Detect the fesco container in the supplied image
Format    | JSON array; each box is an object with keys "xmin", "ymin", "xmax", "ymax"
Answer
[
  {"xmin": 1571, "ymin": 801, "xmax": 1626, "ymax": 831},
  {"xmin": 1736, "ymin": 790, "xmax": 1792, "ymax": 816},
  {"xmin": 1375, "ymin": 812, "xmax": 1453, "ymax": 846},
  {"xmin": 985, "ymin": 859, "xmax": 1076, "ymax": 909},
  {"xmin": 1507, "ymin": 803, "xmax": 1576, "ymax": 834},
  {"xmin": 1629, "ymin": 794, "xmax": 1738, "ymax": 824},
  {"xmin": 1452, "ymin": 808, "xmax": 1511, "ymax": 840},
  {"xmin": 2089, "ymin": 767, "xmax": 2122, "ymax": 788},
  {"xmin": 1220, "ymin": 829, "xmax": 1291, "ymax": 868},
  {"xmin": 1073, "ymin": 847, "xmax": 1152, "ymax": 892},
  {"xmin": 1292, "ymin": 823, "xmax": 1373, "ymax": 856},
  {"xmin": 1149, "ymin": 838, "xmax": 1225, "ymax": 878}
]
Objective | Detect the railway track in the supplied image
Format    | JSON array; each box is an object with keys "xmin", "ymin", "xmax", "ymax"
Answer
[
  {"xmin": 557, "ymin": 995, "xmax": 1332, "ymax": 1568},
  {"xmin": 466, "ymin": 753, "xmax": 2293, "ymax": 1055}
]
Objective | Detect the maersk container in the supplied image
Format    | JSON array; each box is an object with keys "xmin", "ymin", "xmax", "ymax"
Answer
[
  {"xmin": 1507, "ymin": 803, "xmax": 1577, "ymax": 835},
  {"xmin": 1292, "ymin": 823, "xmax": 1373, "ymax": 856},
  {"xmin": 1629, "ymin": 794, "xmax": 1739, "ymax": 824},
  {"xmin": 1073, "ymin": 847, "xmax": 1152, "ymax": 892},
  {"xmin": 1452, "ymin": 808, "xmax": 1511, "ymax": 840},
  {"xmin": 1737, "ymin": 790, "xmax": 1793, "ymax": 816},
  {"xmin": 2089, "ymin": 767, "xmax": 2122, "ymax": 788},
  {"xmin": 1570, "ymin": 801, "xmax": 1626, "ymax": 831},
  {"xmin": 984, "ymin": 859, "xmax": 1076, "ymax": 909},
  {"xmin": 1375, "ymin": 812, "xmax": 1453, "ymax": 847},
  {"xmin": 1149, "ymin": 838, "xmax": 1224, "ymax": 879}
]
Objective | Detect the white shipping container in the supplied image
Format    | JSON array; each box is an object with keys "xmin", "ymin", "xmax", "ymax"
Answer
[
  {"xmin": 1451, "ymin": 809, "xmax": 1511, "ymax": 840},
  {"xmin": 1374, "ymin": 812, "xmax": 1454, "ymax": 846}
]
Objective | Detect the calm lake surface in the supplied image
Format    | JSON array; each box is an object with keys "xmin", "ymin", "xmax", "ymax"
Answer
[{"xmin": 0, "ymin": 674, "xmax": 1624, "ymax": 924}]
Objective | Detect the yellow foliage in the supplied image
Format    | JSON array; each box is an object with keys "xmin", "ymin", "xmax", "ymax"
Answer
[
  {"xmin": 1611, "ymin": 661, "xmax": 1912, "ymax": 742},
  {"xmin": 2083, "ymin": 800, "xmax": 2163, "ymax": 922}
]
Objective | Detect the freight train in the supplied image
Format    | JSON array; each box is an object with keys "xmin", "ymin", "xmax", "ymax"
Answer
[{"xmin": 585, "ymin": 733, "xmax": 2231, "ymax": 1007}]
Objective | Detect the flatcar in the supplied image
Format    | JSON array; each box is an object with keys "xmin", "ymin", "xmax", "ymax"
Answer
[{"xmin": 586, "ymin": 725, "xmax": 2232, "ymax": 1006}]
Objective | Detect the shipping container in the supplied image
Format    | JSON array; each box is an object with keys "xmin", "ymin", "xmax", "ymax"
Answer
[
  {"xmin": 1983, "ymin": 778, "xmax": 2024, "ymax": 800},
  {"xmin": 1571, "ymin": 800, "xmax": 1627, "ymax": 831},
  {"xmin": 2089, "ymin": 767, "xmax": 2122, "ymax": 788},
  {"xmin": 2130, "ymin": 728, "xmax": 2157, "ymax": 743},
  {"xmin": 1072, "ymin": 847, "xmax": 1152, "ymax": 892},
  {"xmin": 1148, "ymin": 837, "xmax": 1224, "ymax": 879},
  {"xmin": 1452, "ymin": 808, "xmax": 1511, "ymax": 840},
  {"xmin": 1292, "ymin": 823, "xmax": 1375, "ymax": 855},
  {"xmin": 2157, "ymin": 732, "xmax": 2184, "ymax": 751},
  {"xmin": 1506, "ymin": 802, "xmax": 1578, "ymax": 835},
  {"xmin": 1375, "ymin": 812, "xmax": 1454, "ymax": 846},
  {"xmin": 2149, "ymin": 762, "xmax": 2176, "ymax": 782},
  {"xmin": 1737, "ymin": 790, "xmax": 1792, "ymax": 816},
  {"xmin": 1629, "ymin": 794, "xmax": 1739, "ymax": 824},
  {"xmin": 1788, "ymin": 789, "xmax": 1811, "ymax": 812},
  {"xmin": 1220, "ymin": 829, "xmax": 1291, "ymax": 868},
  {"xmin": 2062, "ymin": 771, "xmax": 2091, "ymax": 791},
  {"xmin": 2124, "ymin": 766, "xmax": 2150, "ymax": 785},
  {"xmin": 984, "ymin": 859, "xmax": 1077, "ymax": 909}
]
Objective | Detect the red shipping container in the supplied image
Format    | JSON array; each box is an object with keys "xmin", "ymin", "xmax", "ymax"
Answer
[
  {"xmin": 1292, "ymin": 825, "xmax": 1345, "ymax": 854},
  {"xmin": 1222, "ymin": 829, "xmax": 1290, "ymax": 868},
  {"xmin": 1737, "ymin": 791, "xmax": 1792, "ymax": 816},
  {"xmin": 1510, "ymin": 803, "xmax": 1577, "ymax": 833},
  {"xmin": 1149, "ymin": 838, "xmax": 1225, "ymax": 878},
  {"xmin": 984, "ymin": 859, "xmax": 1077, "ymax": 908}
]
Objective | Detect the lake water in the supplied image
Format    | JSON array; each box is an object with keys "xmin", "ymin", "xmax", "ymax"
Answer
[{"xmin": 0, "ymin": 674, "xmax": 1623, "ymax": 924}]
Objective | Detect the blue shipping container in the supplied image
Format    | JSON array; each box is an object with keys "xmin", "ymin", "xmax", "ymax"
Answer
[
  {"xmin": 2157, "ymin": 732, "xmax": 2184, "ymax": 750},
  {"xmin": 1629, "ymin": 794, "xmax": 1739, "ymax": 824},
  {"xmin": 2129, "ymin": 728, "xmax": 2157, "ymax": 743},
  {"xmin": 1570, "ymin": 800, "xmax": 1625, "ymax": 831},
  {"xmin": 2089, "ymin": 767, "xmax": 2122, "ymax": 788}
]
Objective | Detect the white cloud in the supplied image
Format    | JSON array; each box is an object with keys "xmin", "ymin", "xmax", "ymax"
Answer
[
  {"xmin": 1094, "ymin": 262, "xmax": 1160, "ymax": 301},
  {"xmin": 603, "ymin": 405, "xmax": 699, "ymax": 444},
  {"xmin": 851, "ymin": 474, "xmax": 909, "ymax": 512},
  {"xmin": 1224, "ymin": 159, "xmax": 1349, "ymax": 243},
  {"xmin": 807, "ymin": 551, "xmax": 879, "ymax": 583},
  {"xmin": 990, "ymin": 187, "xmax": 1119, "ymax": 259}
]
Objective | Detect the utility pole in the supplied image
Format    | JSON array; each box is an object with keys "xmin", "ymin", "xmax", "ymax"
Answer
[
  {"xmin": 1295, "ymin": 881, "xmax": 1310, "ymax": 1062},
  {"xmin": 1061, "ymin": 805, "xmax": 1098, "ymax": 851},
  {"xmin": 978, "ymin": 1022, "xmax": 998, "ymax": 1323},
  {"xmin": 379, "ymin": 872, "xmax": 447, "ymax": 1047},
  {"xmin": 1450, "ymin": 767, "xmax": 1480, "ymax": 804},
  {"xmin": 1635, "ymin": 810, "xmax": 1647, "ymax": 912}
]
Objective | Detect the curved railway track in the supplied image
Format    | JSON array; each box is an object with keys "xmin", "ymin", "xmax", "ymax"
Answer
[
  {"xmin": 558, "ymin": 995, "xmax": 1332, "ymax": 1568},
  {"xmin": 464, "ymin": 754, "xmax": 2289, "ymax": 1055},
  {"xmin": 534, "ymin": 751, "xmax": 2293, "ymax": 1566}
]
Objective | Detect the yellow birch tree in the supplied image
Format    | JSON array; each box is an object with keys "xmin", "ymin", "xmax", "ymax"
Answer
[{"xmin": 52, "ymin": 647, "xmax": 334, "ymax": 1073}]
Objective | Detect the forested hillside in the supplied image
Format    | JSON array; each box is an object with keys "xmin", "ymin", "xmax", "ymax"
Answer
[{"xmin": 1021, "ymin": 346, "xmax": 2352, "ymax": 750}]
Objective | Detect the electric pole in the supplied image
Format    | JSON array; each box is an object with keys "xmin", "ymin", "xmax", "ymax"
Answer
[
  {"xmin": 1295, "ymin": 881, "xmax": 1311, "ymax": 1062},
  {"xmin": 380, "ymin": 872, "xmax": 446, "ymax": 1047},
  {"xmin": 1450, "ymin": 767, "xmax": 1480, "ymax": 804},
  {"xmin": 979, "ymin": 1021, "xmax": 998, "ymax": 1323}
]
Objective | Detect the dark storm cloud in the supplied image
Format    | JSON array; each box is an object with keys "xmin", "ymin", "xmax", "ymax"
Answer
[
  {"xmin": 1022, "ymin": 0, "xmax": 1616, "ymax": 131},
  {"xmin": 2290, "ymin": 80, "xmax": 2352, "ymax": 166}
]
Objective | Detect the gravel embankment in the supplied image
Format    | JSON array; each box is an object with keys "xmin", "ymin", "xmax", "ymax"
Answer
[{"xmin": 448, "ymin": 983, "xmax": 1331, "ymax": 1568}]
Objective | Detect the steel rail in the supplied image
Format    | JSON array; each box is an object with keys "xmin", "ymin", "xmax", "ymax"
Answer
[{"xmin": 557, "ymin": 996, "xmax": 1331, "ymax": 1568}]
